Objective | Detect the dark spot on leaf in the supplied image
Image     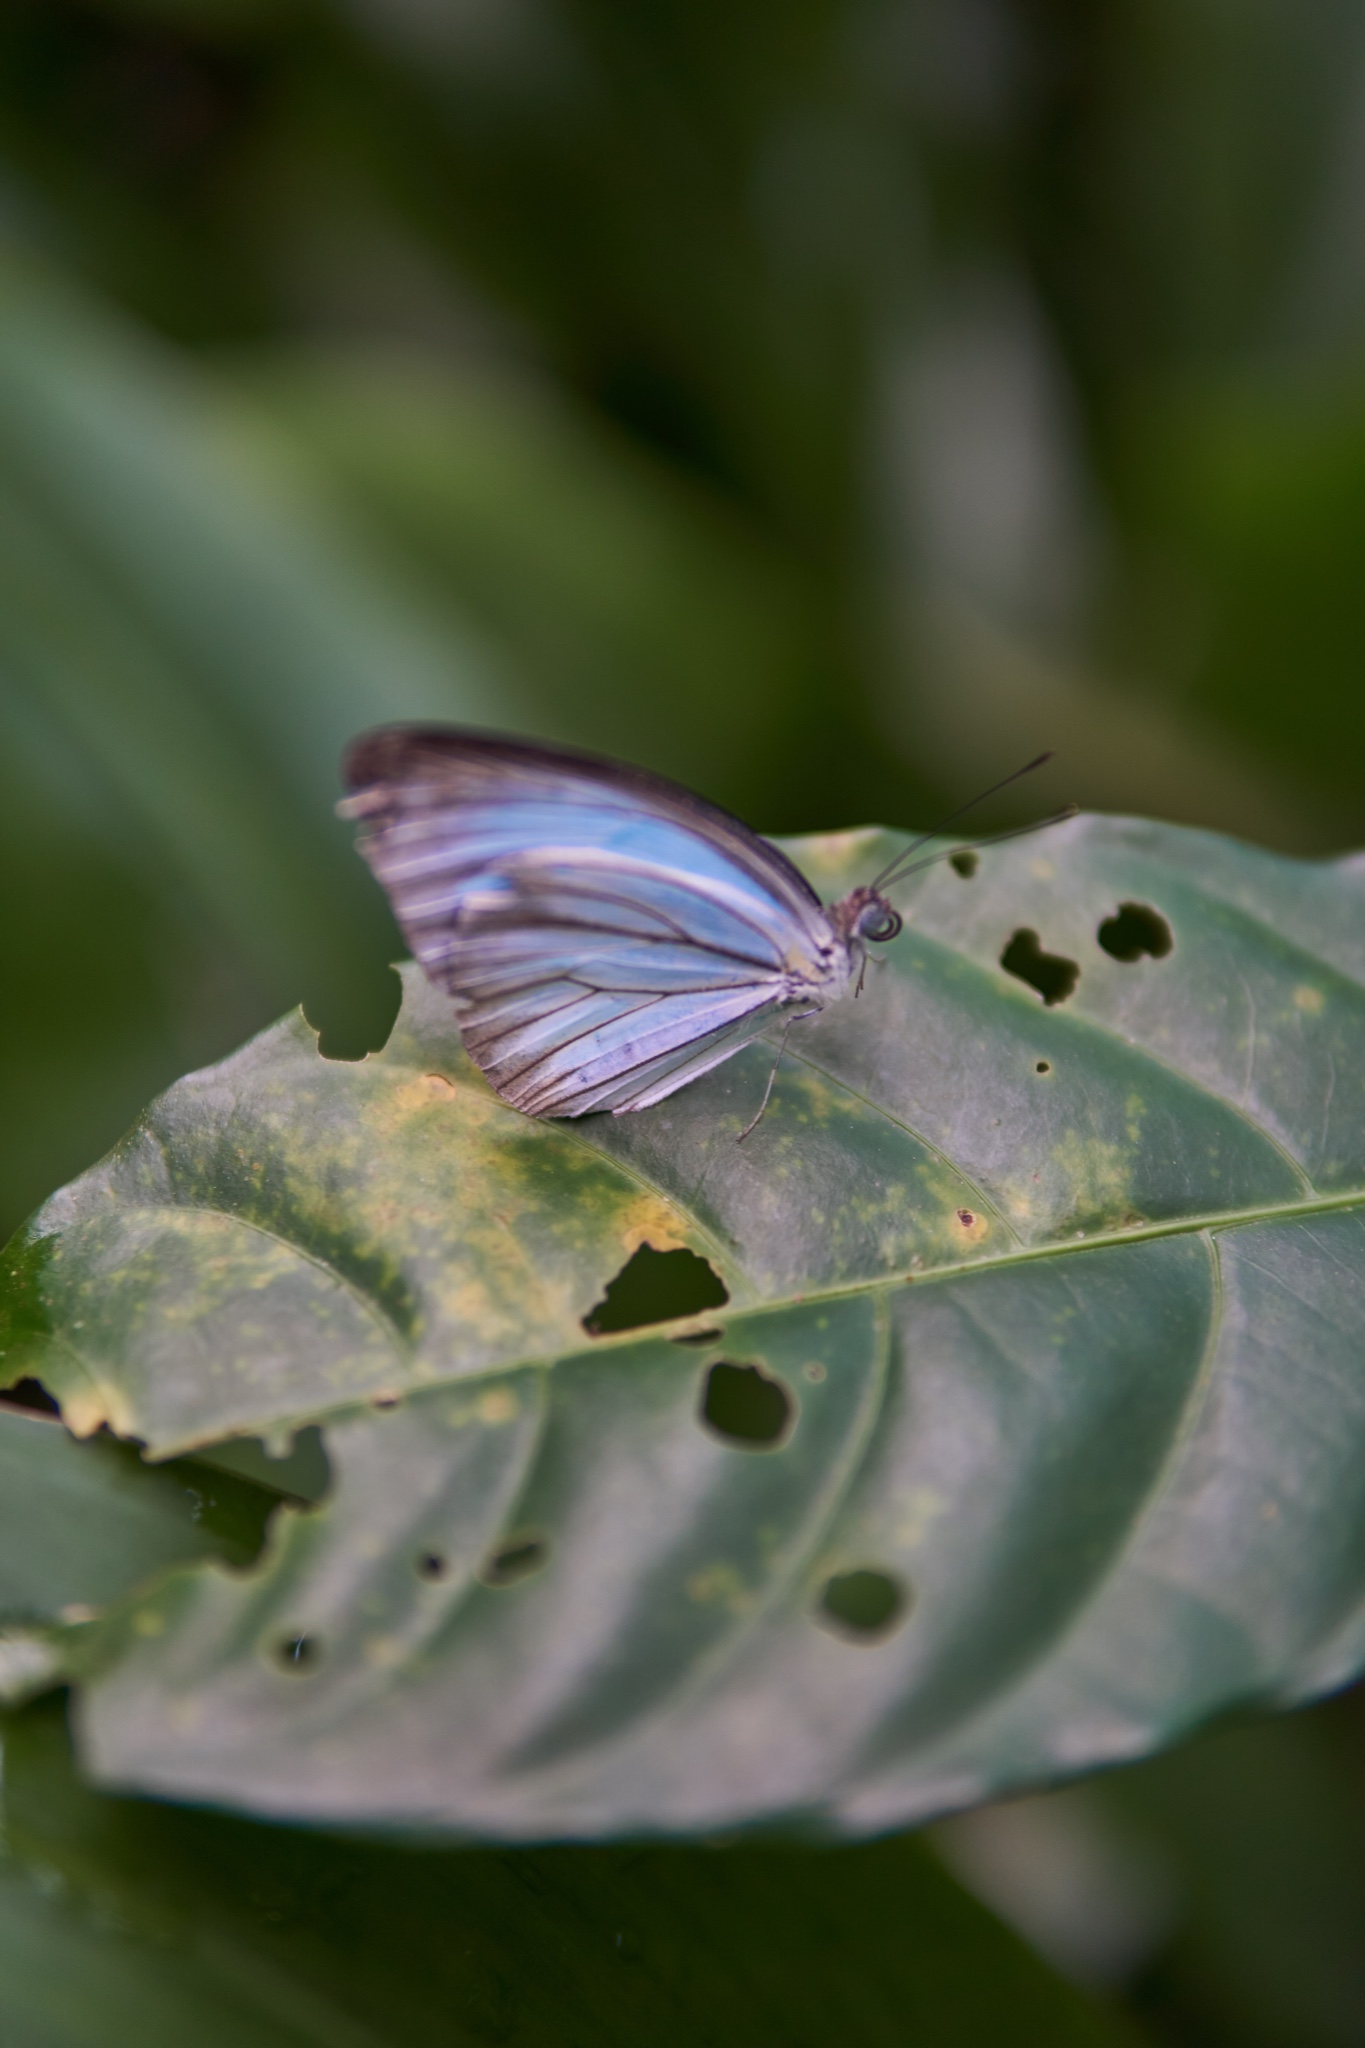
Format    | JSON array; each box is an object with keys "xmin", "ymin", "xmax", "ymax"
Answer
[
  {"xmin": 950, "ymin": 850, "xmax": 979, "ymax": 878},
  {"xmin": 1098, "ymin": 902, "xmax": 1173, "ymax": 963},
  {"xmin": 304, "ymin": 963, "xmax": 402, "ymax": 1061},
  {"xmin": 803, "ymin": 1361, "xmax": 826, "ymax": 1383},
  {"xmin": 671, "ymin": 1327, "xmax": 723, "ymax": 1347},
  {"xmin": 817, "ymin": 1569, "xmax": 909, "ymax": 1642},
  {"xmin": 371, "ymin": 1393, "xmax": 401, "ymax": 1411},
  {"xmin": 416, "ymin": 1552, "xmax": 447, "ymax": 1580},
  {"xmin": 701, "ymin": 1361, "xmax": 793, "ymax": 1447},
  {"xmin": 0, "ymin": 1377, "xmax": 59, "ymax": 1415},
  {"xmin": 1036, "ymin": 1059, "xmax": 1051, "ymax": 1074},
  {"xmin": 277, "ymin": 1632, "xmax": 320, "ymax": 1672},
  {"xmin": 1000, "ymin": 929, "xmax": 1079, "ymax": 1005},
  {"xmin": 583, "ymin": 1243, "xmax": 728, "ymax": 1336},
  {"xmin": 481, "ymin": 1534, "xmax": 548, "ymax": 1587},
  {"xmin": 956, "ymin": 1209, "xmax": 975, "ymax": 1229}
]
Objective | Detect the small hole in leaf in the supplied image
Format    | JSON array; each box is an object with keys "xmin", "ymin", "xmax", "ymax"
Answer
[
  {"xmin": 416, "ymin": 1552, "xmax": 447, "ymax": 1581},
  {"xmin": 701, "ymin": 1361, "xmax": 793, "ymax": 1447},
  {"xmin": 950, "ymin": 850, "xmax": 979, "ymax": 878},
  {"xmin": 1097, "ymin": 902, "xmax": 1173, "ymax": 963},
  {"xmin": 277, "ymin": 1632, "xmax": 320, "ymax": 1672},
  {"xmin": 304, "ymin": 963, "xmax": 402, "ymax": 1061},
  {"xmin": 1035, "ymin": 1059, "xmax": 1051, "ymax": 1074},
  {"xmin": 0, "ymin": 1377, "xmax": 60, "ymax": 1416},
  {"xmin": 481, "ymin": 1534, "xmax": 548, "ymax": 1587},
  {"xmin": 817, "ymin": 1569, "xmax": 908, "ymax": 1642},
  {"xmin": 583, "ymin": 1243, "xmax": 728, "ymax": 1336},
  {"xmin": 1000, "ymin": 929, "xmax": 1079, "ymax": 1005},
  {"xmin": 671, "ymin": 1327, "xmax": 723, "ymax": 1347}
]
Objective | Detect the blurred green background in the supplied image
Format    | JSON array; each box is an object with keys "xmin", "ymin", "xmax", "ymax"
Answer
[{"xmin": 2, "ymin": 1, "xmax": 1365, "ymax": 2040}]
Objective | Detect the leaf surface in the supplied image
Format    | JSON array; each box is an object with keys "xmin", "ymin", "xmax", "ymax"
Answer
[{"xmin": 5, "ymin": 815, "xmax": 1365, "ymax": 1834}]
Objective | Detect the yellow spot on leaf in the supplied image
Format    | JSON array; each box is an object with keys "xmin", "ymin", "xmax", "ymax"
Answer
[
  {"xmin": 895, "ymin": 1486, "xmax": 948, "ymax": 1547},
  {"xmin": 364, "ymin": 1634, "xmax": 404, "ymax": 1670},
  {"xmin": 618, "ymin": 1195, "xmax": 689, "ymax": 1256},
  {"xmin": 686, "ymin": 1563, "xmax": 751, "ymax": 1614},
  {"xmin": 478, "ymin": 1385, "xmax": 520, "ymax": 1425},
  {"xmin": 61, "ymin": 1382, "xmax": 134, "ymax": 1441},
  {"xmin": 1294, "ymin": 985, "xmax": 1325, "ymax": 1015},
  {"xmin": 132, "ymin": 1609, "xmax": 165, "ymax": 1638}
]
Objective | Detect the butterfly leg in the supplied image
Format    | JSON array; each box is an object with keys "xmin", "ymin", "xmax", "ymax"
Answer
[{"xmin": 737, "ymin": 1008, "xmax": 820, "ymax": 1143}]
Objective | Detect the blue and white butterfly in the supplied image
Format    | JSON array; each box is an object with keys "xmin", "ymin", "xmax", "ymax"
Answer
[{"xmin": 339, "ymin": 726, "xmax": 1062, "ymax": 1130}]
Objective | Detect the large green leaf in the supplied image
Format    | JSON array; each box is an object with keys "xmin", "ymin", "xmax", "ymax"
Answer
[{"xmin": 5, "ymin": 814, "xmax": 1365, "ymax": 1835}]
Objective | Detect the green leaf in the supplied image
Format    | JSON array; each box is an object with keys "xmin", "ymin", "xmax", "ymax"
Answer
[
  {"xmin": 0, "ymin": 1695, "xmax": 1131, "ymax": 2048},
  {"xmin": 0, "ymin": 1408, "xmax": 276, "ymax": 1628},
  {"xmin": 0, "ymin": 1404, "xmax": 285, "ymax": 1705},
  {"xmin": 5, "ymin": 814, "xmax": 1365, "ymax": 1835}
]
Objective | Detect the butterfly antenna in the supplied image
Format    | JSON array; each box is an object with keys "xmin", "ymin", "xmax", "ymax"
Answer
[
  {"xmin": 869, "ymin": 753, "xmax": 1055, "ymax": 893},
  {"xmin": 877, "ymin": 805, "xmax": 1080, "ymax": 891}
]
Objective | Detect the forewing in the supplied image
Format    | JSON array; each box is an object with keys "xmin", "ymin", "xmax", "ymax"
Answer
[{"xmin": 340, "ymin": 726, "xmax": 833, "ymax": 983}]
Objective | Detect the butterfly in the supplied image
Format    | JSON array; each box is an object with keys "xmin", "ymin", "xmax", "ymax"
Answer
[{"xmin": 339, "ymin": 727, "xmax": 1068, "ymax": 1134}]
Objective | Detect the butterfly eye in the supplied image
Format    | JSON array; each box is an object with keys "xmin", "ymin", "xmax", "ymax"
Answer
[{"xmin": 859, "ymin": 906, "xmax": 902, "ymax": 944}]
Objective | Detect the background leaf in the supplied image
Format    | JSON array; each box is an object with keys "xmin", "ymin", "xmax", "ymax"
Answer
[{"xmin": 0, "ymin": 1693, "xmax": 1131, "ymax": 2048}]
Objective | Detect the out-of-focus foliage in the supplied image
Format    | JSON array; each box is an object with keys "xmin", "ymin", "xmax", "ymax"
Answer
[
  {"xmin": 5, "ymin": 1, "xmax": 1365, "ymax": 2040},
  {"xmin": 0, "ymin": 1692, "xmax": 1129, "ymax": 2048}
]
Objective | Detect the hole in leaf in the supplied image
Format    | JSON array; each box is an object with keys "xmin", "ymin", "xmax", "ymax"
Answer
[
  {"xmin": 304, "ymin": 963, "xmax": 402, "ymax": 1061},
  {"xmin": 671, "ymin": 1327, "xmax": 723, "ymax": 1347},
  {"xmin": 193, "ymin": 1426, "xmax": 331, "ymax": 1507},
  {"xmin": 817, "ymin": 1569, "xmax": 908, "ymax": 1642},
  {"xmin": 481, "ymin": 1534, "xmax": 548, "ymax": 1587},
  {"xmin": 416, "ymin": 1552, "xmax": 447, "ymax": 1581},
  {"xmin": 0, "ymin": 1377, "xmax": 60, "ymax": 1416},
  {"xmin": 701, "ymin": 1361, "xmax": 793, "ymax": 1447},
  {"xmin": 583, "ymin": 1243, "xmax": 728, "ymax": 1336},
  {"xmin": 950, "ymin": 850, "xmax": 979, "ymax": 878},
  {"xmin": 277, "ymin": 1632, "xmax": 320, "ymax": 1673},
  {"xmin": 1097, "ymin": 902, "xmax": 1173, "ymax": 963},
  {"xmin": 1000, "ymin": 929, "xmax": 1079, "ymax": 1006},
  {"xmin": 1035, "ymin": 1059, "xmax": 1051, "ymax": 1074}
]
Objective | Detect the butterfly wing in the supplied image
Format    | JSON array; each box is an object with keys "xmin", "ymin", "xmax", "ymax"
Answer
[{"xmin": 340, "ymin": 726, "xmax": 841, "ymax": 1117}]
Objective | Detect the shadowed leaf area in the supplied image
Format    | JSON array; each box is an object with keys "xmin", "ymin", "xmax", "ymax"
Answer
[
  {"xmin": 5, "ymin": 815, "xmax": 1365, "ymax": 1841},
  {"xmin": 0, "ymin": 1694, "xmax": 1126, "ymax": 2048}
]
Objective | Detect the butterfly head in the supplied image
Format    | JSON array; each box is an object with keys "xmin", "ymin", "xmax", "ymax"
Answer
[{"xmin": 831, "ymin": 886, "xmax": 903, "ymax": 948}]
